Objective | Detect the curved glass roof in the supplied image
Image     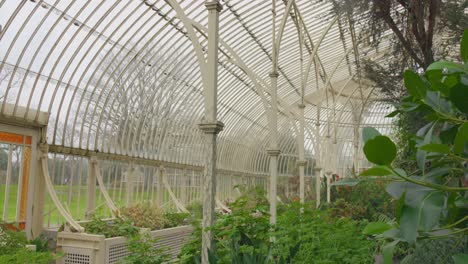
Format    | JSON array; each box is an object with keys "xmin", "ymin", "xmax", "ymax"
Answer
[{"xmin": 0, "ymin": 0, "xmax": 394, "ymax": 176}]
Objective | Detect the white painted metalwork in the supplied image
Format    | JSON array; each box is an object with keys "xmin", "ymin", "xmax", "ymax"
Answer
[{"xmin": 0, "ymin": 0, "xmax": 397, "ymax": 250}]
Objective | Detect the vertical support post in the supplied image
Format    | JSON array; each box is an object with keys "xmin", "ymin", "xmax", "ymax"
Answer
[
  {"xmin": 297, "ymin": 104, "xmax": 306, "ymax": 203},
  {"xmin": 3, "ymin": 145, "xmax": 12, "ymax": 221},
  {"xmin": 268, "ymin": 72, "xmax": 280, "ymax": 225},
  {"xmin": 157, "ymin": 166, "xmax": 164, "ymax": 206},
  {"xmin": 198, "ymin": 2, "xmax": 223, "ymax": 263},
  {"xmin": 31, "ymin": 144, "xmax": 46, "ymax": 237},
  {"xmin": 326, "ymin": 171, "xmax": 331, "ymax": 203},
  {"xmin": 126, "ymin": 164, "xmax": 134, "ymax": 206},
  {"xmin": 86, "ymin": 156, "xmax": 96, "ymax": 219},
  {"xmin": 314, "ymin": 166, "xmax": 321, "ymax": 207},
  {"xmin": 314, "ymin": 109, "xmax": 321, "ymax": 208},
  {"xmin": 181, "ymin": 168, "xmax": 188, "ymax": 206}
]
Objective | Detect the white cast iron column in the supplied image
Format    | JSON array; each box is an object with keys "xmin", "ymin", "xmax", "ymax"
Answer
[
  {"xmin": 268, "ymin": 71, "xmax": 280, "ymax": 225},
  {"xmin": 198, "ymin": 2, "xmax": 223, "ymax": 263},
  {"xmin": 297, "ymin": 103, "xmax": 306, "ymax": 203}
]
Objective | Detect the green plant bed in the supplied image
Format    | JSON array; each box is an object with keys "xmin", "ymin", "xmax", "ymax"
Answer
[
  {"xmin": 0, "ymin": 225, "xmax": 62, "ymax": 264},
  {"xmin": 179, "ymin": 197, "xmax": 374, "ymax": 263}
]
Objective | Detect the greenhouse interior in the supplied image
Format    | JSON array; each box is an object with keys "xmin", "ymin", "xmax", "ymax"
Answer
[{"xmin": 0, "ymin": 0, "xmax": 467, "ymax": 263}]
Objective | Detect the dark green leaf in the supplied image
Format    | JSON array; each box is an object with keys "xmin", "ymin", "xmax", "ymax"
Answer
[
  {"xmin": 450, "ymin": 82, "xmax": 468, "ymax": 114},
  {"xmin": 383, "ymin": 240, "xmax": 399, "ymax": 264},
  {"xmin": 454, "ymin": 197, "xmax": 468, "ymax": 208},
  {"xmin": 396, "ymin": 192, "xmax": 405, "ymax": 224},
  {"xmin": 404, "ymin": 70, "xmax": 427, "ymax": 99},
  {"xmin": 363, "ymin": 136, "xmax": 397, "ymax": 165},
  {"xmin": 385, "ymin": 110, "xmax": 400, "ymax": 118},
  {"xmin": 400, "ymin": 205, "xmax": 418, "ymax": 243},
  {"xmin": 416, "ymin": 123, "xmax": 435, "ymax": 172},
  {"xmin": 360, "ymin": 166, "xmax": 393, "ymax": 176},
  {"xmin": 440, "ymin": 124, "xmax": 460, "ymax": 145},
  {"xmin": 362, "ymin": 127, "xmax": 381, "ymax": 143},
  {"xmin": 363, "ymin": 222, "xmax": 392, "ymax": 235},
  {"xmin": 425, "ymin": 167, "xmax": 451, "ymax": 178},
  {"xmin": 419, "ymin": 191, "xmax": 445, "ymax": 231},
  {"xmin": 419, "ymin": 144, "xmax": 450, "ymax": 154},
  {"xmin": 426, "ymin": 61, "xmax": 464, "ymax": 74},
  {"xmin": 461, "ymin": 29, "xmax": 468, "ymax": 63},
  {"xmin": 454, "ymin": 123, "xmax": 468, "ymax": 154},
  {"xmin": 453, "ymin": 253, "xmax": 468, "ymax": 264},
  {"xmin": 330, "ymin": 178, "xmax": 360, "ymax": 186},
  {"xmin": 424, "ymin": 91, "xmax": 451, "ymax": 114}
]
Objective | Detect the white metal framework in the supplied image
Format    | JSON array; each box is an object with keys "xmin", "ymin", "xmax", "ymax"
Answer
[{"xmin": 0, "ymin": 0, "xmax": 394, "ymax": 261}]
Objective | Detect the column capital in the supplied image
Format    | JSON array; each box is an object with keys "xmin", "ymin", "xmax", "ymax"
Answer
[
  {"xmin": 90, "ymin": 155, "xmax": 98, "ymax": 164},
  {"xmin": 198, "ymin": 121, "xmax": 224, "ymax": 134},
  {"xmin": 267, "ymin": 149, "xmax": 281, "ymax": 156},
  {"xmin": 38, "ymin": 143, "xmax": 49, "ymax": 153},
  {"xmin": 296, "ymin": 160, "xmax": 307, "ymax": 166},
  {"xmin": 205, "ymin": 1, "xmax": 223, "ymax": 12},
  {"xmin": 269, "ymin": 72, "xmax": 279, "ymax": 78},
  {"xmin": 314, "ymin": 166, "xmax": 322, "ymax": 170}
]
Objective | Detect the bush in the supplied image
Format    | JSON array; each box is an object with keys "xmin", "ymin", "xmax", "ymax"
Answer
[
  {"xmin": 0, "ymin": 225, "xmax": 60, "ymax": 264},
  {"xmin": 120, "ymin": 203, "xmax": 166, "ymax": 230},
  {"xmin": 83, "ymin": 217, "xmax": 139, "ymax": 238},
  {"xmin": 121, "ymin": 232, "xmax": 170, "ymax": 264},
  {"xmin": 179, "ymin": 197, "xmax": 374, "ymax": 263},
  {"xmin": 330, "ymin": 180, "xmax": 395, "ymax": 221}
]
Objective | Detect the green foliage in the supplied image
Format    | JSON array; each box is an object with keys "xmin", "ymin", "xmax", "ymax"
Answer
[
  {"xmin": 120, "ymin": 232, "xmax": 170, "ymax": 264},
  {"xmin": 180, "ymin": 197, "xmax": 374, "ymax": 263},
  {"xmin": 330, "ymin": 180, "xmax": 395, "ymax": 221},
  {"xmin": 0, "ymin": 226, "xmax": 59, "ymax": 264},
  {"xmin": 400, "ymin": 237, "xmax": 467, "ymax": 264},
  {"xmin": 83, "ymin": 216, "xmax": 139, "ymax": 238},
  {"xmin": 361, "ymin": 30, "xmax": 468, "ymax": 263},
  {"xmin": 120, "ymin": 203, "xmax": 166, "ymax": 230},
  {"xmin": 230, "ymin": 186, "xmax": 269, "ymax": 213},
  {"xmin": 163, "ymin": 212, "xmax": 190, "ymax": 228}
]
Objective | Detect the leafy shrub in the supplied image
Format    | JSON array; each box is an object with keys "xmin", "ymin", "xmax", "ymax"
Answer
[
  {"xmin": 83, "ymin": 217, "xmax": 139, "ymax": 238},
  {"xmin": 331, "ymin": 180, "xmax": 395, "ymax": 221},
  {"xmin": 230, "ymin": 186, "xmax": 269, "ymax": 213},
  {"xmin": 163, "ymin": 212, "xmax": 190, "ymax": 228},
  {"xmin": 186, "ymin": 201, "xmax": 203, "ymax": 220},
  {"xmin": 274, "ymin": 202, "xmax": 374, "ymax": 264},
  {"xmin": 120, "ymin": 232, "xmax": 170, "ymax": 264},
  {"xmin": 361, "ymin": 30, "xmax": 468, "ymax": 263},
  {"xmin": 179, "ymin": 197, "xmax": 374, "ymax": 263},
  {"xmin": 401, "ymin": 237, "xmax": 467, "ymax": 264},
  {"xmin": 0, "ymin": 226, "xmax": 59, "ymax": 264},
  {"xmin": 121, "ymin": 203, "xmax": 166, "ymax": 230}
]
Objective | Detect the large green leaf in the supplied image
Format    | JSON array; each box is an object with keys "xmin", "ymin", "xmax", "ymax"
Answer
[
  {"xmin": 424, "ymin": 90, "xmax": 451, "ymax": 114},
  {"xmin": 400, "ymin": 205, "xmax": 418, "ymax": 243},
  {"xmin": 330, "ymin": 178, "xmax": 360, "ymax": 186},
  {"xmin": 426, "ymin": 61, "xmax": 464, "ymax": 74},
  {"xmin": 360, "ymin": 166, "xmax": 393, "ymax": 177},
  {"xmin": 416, "ymin": 123, "xmax": 435, "ymax": 172},
  {"xmin": 461, "ymin": 29, "xmax": 468, "ymax": 63},
  {"xmin": 454, "ymin": 122, "xmax": 468, "ymax": 154},
  {"xmin": 363, "ymin": 136, "xmax": 397, "ymax": 165},
  {"xmin": 453, "ymin": 254, "xmax": 468, "ymax": 264},
  {"xmin": 418, "ymin": 191, "xmax": 445, "ymax": 231},
  {"xmin": 363, "ymin": 222, "xmax": 392, "ymax": 235},
  {"xmin": 398, "ymin": 190, "xmax": 445, "ymax": 243},
  {"xmin": 395, "ymin": 192, "xmax": 405, "ymax": 224},
  {"xmin": 450, "ymin": 82, "xmax": 468, "ymax": 114},
  {"xmin": 404, "ymin": 70, "xmax": 427, "ymax": 99},
  {"xmin": 362, "ymin": 127, "xmax": 381, "ymax": 143},
  {"xmin": 419, "ymin": 143, "xmax": 450, "ymax": 154},
  {"xmin": 382, "ymin": 240, "xmax": 399, "ymax": 264}
]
